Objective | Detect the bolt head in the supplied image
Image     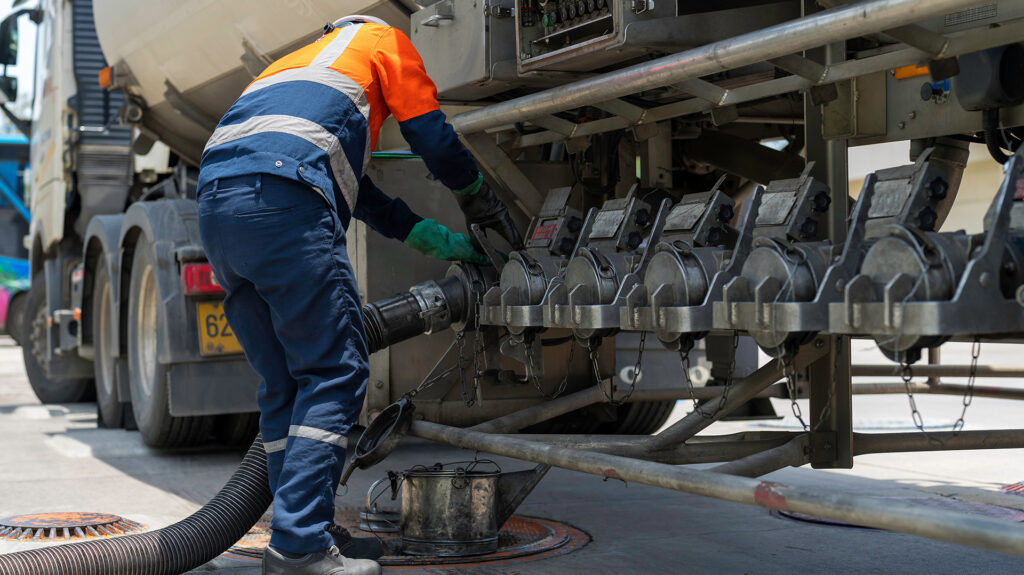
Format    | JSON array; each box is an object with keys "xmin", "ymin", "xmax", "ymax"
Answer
[
  {"xmin": 798, "ymin": 217, "xmax": 818, "ymax": 238},
  {"xmin": 811, "ymin": 191, "xmax": 831, "ymax": 213},
  {"xmin": 927, "ymin": 177, "xmax": 948, "ymax": 200},
  {"xmin": 980, "ymin": 271, "xmax": 993, "ymax": 288},
  {"xmin": 634, "ymin": 208, "xmax": 651, "ymax": 227},
  {"xmin": 916, "ymin": 207, "xmax": 937, "ymax": 231},
  {"xmin": 627, "ymin": 231, "xmax": 642, "ymax": 250},
  {"xmin": 716, "ymin": 203, "xmax": 735, "ymax": 222}
]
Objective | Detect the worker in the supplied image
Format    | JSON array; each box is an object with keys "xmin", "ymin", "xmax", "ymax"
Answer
[{"xmin": 196, "ymin": 15, "xmax": 522, "ymax": 575}]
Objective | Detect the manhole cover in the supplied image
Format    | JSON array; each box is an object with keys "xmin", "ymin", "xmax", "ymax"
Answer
[
  {"xmin": 771, "ymin": 510, "xmax": 875, "ymax": 529},
  {"xmin": 0, "ymin": 512, "xmax": 145, "ymax": 543},
  {"xmin": 225, "ymin": 508, "xmax": 589, "ymax": 568}
]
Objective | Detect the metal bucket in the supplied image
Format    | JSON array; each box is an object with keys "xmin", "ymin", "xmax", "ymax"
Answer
[{"xmin": 399, "ymin": 464, "xmax": 502, "ymax": 556}]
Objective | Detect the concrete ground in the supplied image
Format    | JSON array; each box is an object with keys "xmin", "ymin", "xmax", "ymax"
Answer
[{"xmin": 2, "ymin": 334, "xmax": 1024, "ymax": 574}]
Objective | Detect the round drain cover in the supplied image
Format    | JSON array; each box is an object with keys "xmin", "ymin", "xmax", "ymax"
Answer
[
  {"xmin": 225, "ymin": 508, "xmax": 589, "ymax": 568},
  {"xmin": 0, "ymin": 512, "xmax": 145, "ymax": 543}
]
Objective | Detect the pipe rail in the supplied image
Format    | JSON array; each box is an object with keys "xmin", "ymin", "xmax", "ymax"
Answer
[
  {"xmin": 450, "ymin": 0, "xmax": 990, "ymax": 135},
  {"xmin": 411, "ymin": 421, "xmax": 1024, "ymax": 557}
]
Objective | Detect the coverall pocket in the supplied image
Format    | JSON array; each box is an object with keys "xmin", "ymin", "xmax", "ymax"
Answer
[{"xmin": 235, "ymin": 205, "xmax": 297, "ymax": 218}]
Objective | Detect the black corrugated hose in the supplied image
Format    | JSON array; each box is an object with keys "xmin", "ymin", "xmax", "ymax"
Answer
[
  {"xmin": 0, "ymin": 294, "xmax": 443, "ymax": 574},
  {"xmin": 0, "ymin": 437, "xmax": 273, "ymax": 575}
]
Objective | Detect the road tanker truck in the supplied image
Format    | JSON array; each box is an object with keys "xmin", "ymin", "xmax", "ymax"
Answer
[
  {"xmin": 4, "ymin": 0, "xmax": 685, "ymax": 448},
  {"xmin": 8, "ymin": 0, "xmax": 1024, "ymax": 462}
]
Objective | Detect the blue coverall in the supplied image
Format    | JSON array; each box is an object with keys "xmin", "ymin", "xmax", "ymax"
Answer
[{"xmin": 197, "ymin": 21, "xmax": 479, "ymax": 554}]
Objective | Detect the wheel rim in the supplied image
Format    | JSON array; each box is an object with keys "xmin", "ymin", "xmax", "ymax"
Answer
[
  {"xmin": 135, "ymin": 265, "xmax": 158, "ymax": 403},
  {"xmin": 97, "ymin": 280, "xmax": 114, "ymax": 396}
]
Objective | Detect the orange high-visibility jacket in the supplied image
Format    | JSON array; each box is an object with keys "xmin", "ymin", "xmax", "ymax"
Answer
[{"xmin": 199, "ymin": 21, "xmax": 478, "ymax": 240}]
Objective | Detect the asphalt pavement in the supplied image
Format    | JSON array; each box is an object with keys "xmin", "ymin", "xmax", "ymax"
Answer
[{"xmin": 1, "ymin": 335, "xmax": 1024, "ymax": 574}]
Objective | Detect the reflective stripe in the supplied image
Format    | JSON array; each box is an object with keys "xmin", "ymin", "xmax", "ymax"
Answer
[
  {"xmin": 264, "ymin": 437, "xmax": 288, "ymax": 454},
  {"xmin": 289, "ymin": 425, "xmax": 348, "ymax": 449},
  {"xmin": 204, "ymin": 114, "xmax": 359, "ymax": 209},
  {"xmin": 311, "ymin": 24, "xmax": 361, "ymax": 67},
  {"xmin": 243, "ymin": 67, "xmax": 369, "ymax": 121}
]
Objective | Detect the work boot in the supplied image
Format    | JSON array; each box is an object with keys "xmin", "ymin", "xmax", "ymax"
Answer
[
  {"xmin": 262, "ymin": 545, "xmax": 381, "ymax": 575},
  {"xmin": 327, "ymin": 523, "xmax": 386, "ymax": 560}
]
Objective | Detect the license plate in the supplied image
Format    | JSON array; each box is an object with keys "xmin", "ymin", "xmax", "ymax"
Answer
[{"xmin": 197, "ymin": 300, "xmax": 244, "ymax": 357}]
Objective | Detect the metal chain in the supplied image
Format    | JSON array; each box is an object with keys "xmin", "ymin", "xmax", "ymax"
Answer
[
  {"xmin": 527, "ymin": 336, "xmax": 574, "ymax": 400},
  {"xmin": 782, "ymin": 355, "xmax": 808, "ymax": 430},
  {"xmin": 811, "ymin": 336, "xmax": 841, "ymax": 432},
  {"xmin": 407, "ymin": 333, "xmax": 465, "ymax": 400},
  {"xmin": 678, "ymin": 346, "xmax": 710, "ymax": 418},
  {"xmin": 588, "ymin": 340, "xmax": 620, "ymax": 406},
  {"xmin": 464, "ymin": 291, "xmax": 484, "ymax": 407},
  {"xmin": 901, "ymin": 339, "xmax": 981, "ymax": 444},
  {"xmin": 679, "ymin": 334, "xmax": 738, "ymax": 419},
  {"xmin": 952, "ymin": 338, "xmax": 981, "ymax": 434},
  {"xmin": 899, "ymin": 359, "xmax": 941, "ymax": 445}
]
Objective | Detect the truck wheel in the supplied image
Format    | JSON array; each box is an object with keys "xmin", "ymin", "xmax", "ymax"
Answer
[
  {"xmin": 600, "ymin": 400, "xmax": 676, "ymax": 435},
  {"xmin": 21, "ymin": 276, "xmax": 95, "ymax": 403},
  {"xmin": 92, "ymin": 263, "xmax": 124, "ymax": 428},
  {"xmin": 127, "ymin": 236, "xmax": 213, "ymax": 447},
  {"xmin": 214, "ymin": 413, "xmax": 260, "ymax": 448},
  {"xmin": 7, "ymin": 290, "xmax": 26, "ymax": 345}
]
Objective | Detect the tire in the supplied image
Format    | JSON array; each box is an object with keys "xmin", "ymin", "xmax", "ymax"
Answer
[
  {"xmin": 599, "ymin": 400, "xmax": 676, "ymax": 435},
  {"xmin": 21, "ymin": 275, "xmax": 95, "ymax": 403},
  {"xmin": 214, "ymin": 413, "xmax": 260, "ymax": 448},
  {"xmin": 92, "ymin": 264, "xmax": 124, "ymax": 428},
  {"xmin": 7, "ymin": 290, "xmax": 26, "ymax": 345},
  {"xmin": 127, "ymin": 236, "xmax": 213, "ymax": 448}
]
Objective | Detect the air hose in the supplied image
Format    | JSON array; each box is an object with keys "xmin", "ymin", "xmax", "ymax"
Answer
[{"xmin": 0, "ymin": 274, "xmax": 474, "ymax": 575}]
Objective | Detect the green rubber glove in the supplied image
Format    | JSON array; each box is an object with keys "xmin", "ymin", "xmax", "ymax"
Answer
[{"xmin": 403, "ymin": 219, "xmax": 490, "ymax": 265}]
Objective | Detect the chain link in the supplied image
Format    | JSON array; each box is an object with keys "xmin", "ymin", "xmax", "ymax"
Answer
[
  {"xmin": 810, "ymin": 336, "xmax": 842, "ymax": 432},
  {"xmin": 679, "ymin": 335, "xmax": 737, "ymax": 419},
  {"xmin": 952, "ymin": 338, "xmax": 981, "ymax": 434},
  {"xmin": 782, "ymin": 355, "xmax": 808, "ymax": 430},
  {"xmin": 463, "ymin": 291, "xmax": 484, "ymax": 407},
  {"xmin": 526, "ymin": 335, "xmax": 574, "ymax": 400},
  {"xmin": 900, "ymin": 339, "xmax": 981, "ymax": 444},
  {"xmin": 588, "ymin": 340, "xmax": 617, "ymax": 405}
]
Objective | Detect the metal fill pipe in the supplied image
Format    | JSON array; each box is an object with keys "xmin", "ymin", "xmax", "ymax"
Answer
[
  {"xmin": 470, "ymin": 386, "xmax": 607, "ymax": 434},
  {"xmin": 854, "ymin": 430, "xmax": 1024, "ymax": 455},
  {"xmin": 451, "ymin": 0, "xmax": 988, "ymax": 134},
  {"xmin": 711, "ymin": 435, "xmax": 810, "ymax": 477},
  {"xmin": 506, "ymin": 432, "xmax": 798, "ymax": 464},
  {"xmin": 411, "ymin": 420, "xmax": 1024, "ymax": 557},
  {"xmin": 471, "ymin": 386, "xmax": 716, "ymax": 434},
  {"xmin": 644, "ymin": 362, "xmax": 783, "ymax": 451},
  {"xmin": 852, "ymin": 364, "xmax": 1024, "ymax": 378},
  {"xmin": 851, "ymin": 382, "xmax": 1024, "ymax": 401}
]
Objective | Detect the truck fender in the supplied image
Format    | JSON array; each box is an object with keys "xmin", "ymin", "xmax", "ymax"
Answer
[{"xmin": 118, "ymin": 199, "xmax": 205, "ymax": 367}]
